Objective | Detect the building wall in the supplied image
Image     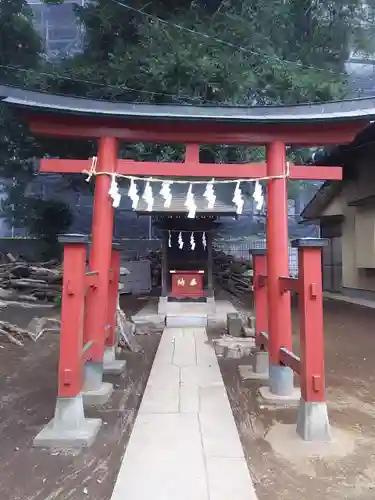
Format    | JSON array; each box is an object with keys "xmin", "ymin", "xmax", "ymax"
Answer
[{"xmin": 328, "ymin": 156, "xmax": 375, "ymax": 298}]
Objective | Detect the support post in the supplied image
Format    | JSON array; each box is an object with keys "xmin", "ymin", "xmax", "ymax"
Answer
[
  {"xmin": 103, "ymin": 241, "xmax": 126, "ymax": 375},
  {"xmin": 293, "ymin": 238, "xmax": 331, "ymax": 442},
  {"xmin": 265, "ymin": 141, "xmax": 294, "ymax": 396},
  {"xmin": 207, "ymin": 231, "xmax": 214, "ymax": 297},
  {"xmin": 206, "ymin": 231, "xmax": 215, "ymax": 312},
  {"xmin": 82, "ymin": 136, "xmax": 117, "ymax": 406},
  {"xmin": 248, "ymin": 249, "xmax": 269, "ymax": 379},
  {"xmin": 34, "ymin": 234, "xmax": 101, "ymax": 448},
  {"xmin": 161, "ymin": 231, "xmax": 168, "ymax": 297},
  {"xmin": 158, "ymin": 232, "xmax": 169, "ymax": 315}
]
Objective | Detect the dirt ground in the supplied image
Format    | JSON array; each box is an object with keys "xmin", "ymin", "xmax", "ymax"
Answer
[
  {"xmin": 1, "ymin": 294, "xmax": 375, "ymax": 499},
  {"xmin": 219, "ymin": 298, "xmax": 375, "ymax": 500},
  {"xmin": 0, "ymin": 295, "xmax": 159, "ymax": 500}
]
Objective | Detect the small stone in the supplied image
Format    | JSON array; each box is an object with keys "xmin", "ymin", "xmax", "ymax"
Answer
[
  {"xmin": 15, "ymin": 447, "xmax": 19, "ymax": 451},
  {"xmin": 83, "ymin": 487, "xmax": 88, "ymax": 495}
]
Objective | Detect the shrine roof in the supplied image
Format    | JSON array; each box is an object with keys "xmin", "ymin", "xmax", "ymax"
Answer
[{"xmin": 2, "ymin": 85, "xmax": 375, "ymax": 124}]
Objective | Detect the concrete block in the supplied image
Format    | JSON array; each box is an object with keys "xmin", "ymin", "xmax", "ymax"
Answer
[
  {"xmin": 296, "ymin": 400, "xmax": 332, "ymax": 442},
  {"xmin": 82, "ymin": 360, "xmax": 114, "ymax": 405},
  {"xmin": 247, "ymin": 315, "xmax": 255, "ymax": 329},
  {"xmin": 103, "ymin": 359, "xmax": 127, "ymax": 376},
  {"xmin": 227, "ymin": 313, "xmax": 242, "ymax": 337},
  {"xmin": 110, "ymin": 413, "xmax": 208, "ymax": 500},
  {"xmin": 157, "ymin": 296, "xmax": 168, "ymax": 315},
  {"xmin": 206, "ymin": 457, "xmax": 258, "ymax": 500},
  {"xmin": 242, "ymin": 327, "xmax": 255, "ymax": 338},
  {"xmin": 82, "ymin": 382, "xmax": 114, "ymax": 406},
  {"xmin": 166, "ymin": 315, "xmax": 207, "ymax": 328},
  {"xmin": 239, "ymin": 350, "xmax": 269, "ymax": 381},
  {"xmin": 239, "ymin": 364, "xmax": 269, "ymax": 382},
  {"xmin": 199, "ymin": 386, "xmax": 244, "ymax": 458},
  {"xmin": 269, "ymin": 364, "xmax": 295, "ymax": 397},
  {"xmin": 33, "ymin": 395, "xmax": 101, "ymax": 448},
  {"xmin": 259, "ymin": 386, "xmax": 301, "ymax": 407},
  {"xmin": 103, "ymin": 346, "xmax": 127, "ymax": 376}
]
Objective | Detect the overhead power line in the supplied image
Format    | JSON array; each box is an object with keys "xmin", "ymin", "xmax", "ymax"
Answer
[{"xmin": 111, "ymin": 0, "xmax": 352, "ymax": 79}]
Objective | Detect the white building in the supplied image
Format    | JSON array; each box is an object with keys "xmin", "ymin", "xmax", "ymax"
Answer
[{"xmin": 27, "ymin": 0, "xmax": 85, "ymax": 59}]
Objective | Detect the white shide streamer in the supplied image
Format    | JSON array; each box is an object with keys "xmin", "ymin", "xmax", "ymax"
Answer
[
  {"xmin": 203, "ymin": 179, "xmax": 216, "ymax": 209},
  {"xmin": 168, "ymin": 230, "xmax": 172, "ymax": 248},
  {"xmin": 253, "ymin": 181, "xmax": 264, "ymax": 211},
  {"xmin": 109, "ymin": 175, "xmax": 121, "ymax": 208},
  {"xmin": 128, "ymin": 178, "xmax": 139, "ymax": 209},
  {"xmin": 185, "ymin": 183, "xmax": 197, "ymax": 219},
  {"xmin": 202, "ymin": 232, "xmax": 207, "ymax": 249},
  {"xmin": 178, "ymin": 231, "xmax": 184, "ymax": 249},
  {"xmin": 160, "ymin": 181, "xmax": 172, "ymax": 208},
  {"xmin": 142, "ymin": 179, "xmax": 154, "ymax": 212},
  {"xmin": 190, "ymin": 232, "xmax": 196, "ymax": 251},
  {"xmin": 232, "ymin": 181, "xmax": 244, "ymax": 215}
]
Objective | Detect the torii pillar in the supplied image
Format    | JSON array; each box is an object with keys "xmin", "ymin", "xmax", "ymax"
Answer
[
  {"xmin": 82, "ymin": 136, "xmax": 118, "ymax": 406},
  {"xmin": 265, "ymin": 141, "xmax": 298, "ymax": 400}
]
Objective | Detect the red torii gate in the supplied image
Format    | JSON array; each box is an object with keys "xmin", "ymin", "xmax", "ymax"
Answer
[{"xmin": 1, "ymin": 85, "xmax": 371, "ymax": 447}]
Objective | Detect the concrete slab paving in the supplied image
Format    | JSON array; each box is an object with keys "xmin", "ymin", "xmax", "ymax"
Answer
[{"xmin": 110, "ymin": 325, "xmax": 258, "ymax": 500}]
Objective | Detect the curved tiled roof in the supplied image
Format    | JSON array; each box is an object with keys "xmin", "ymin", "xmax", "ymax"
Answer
[{"xmin": 2, "ymin": 85, "xmax": 375, "ymax": 124}]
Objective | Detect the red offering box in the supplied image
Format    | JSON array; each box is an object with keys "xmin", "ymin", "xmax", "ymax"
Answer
[{"xmin": 170, "ymin": 270, "xmax": 204, "ymax": 298}]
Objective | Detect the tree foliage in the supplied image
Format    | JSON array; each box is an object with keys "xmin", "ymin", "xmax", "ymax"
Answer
[{"xmin": 3, "ymin": 0, "xmax": 375, "ymax": 238}]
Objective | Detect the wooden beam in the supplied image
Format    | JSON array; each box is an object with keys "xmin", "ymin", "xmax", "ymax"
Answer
[
  {"xmin": 28, "ymin": 115, "xmax": 366, "ymax": 145},
  {"xmin": 279, "ymin": 347, "xmax": 301, "ymax": 375},
  {"xmin": 290, "ymin": 165, "xmax": 342, "ymax": 181},
  {"xmin": 40, "ymin": 158, "xmax": 342, "ymax": 181},
  {"xmin": 279, "ymin": 276, "xmax": 300, "ymax": 294},
  {"xmin": 116, "ymin": 160, "xmax": 267, "ymax": 178}
]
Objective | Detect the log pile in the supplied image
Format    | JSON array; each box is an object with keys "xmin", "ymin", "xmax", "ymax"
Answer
[
  {"xmin": 213, "ymin": 250, "xmax": 253, "ymax": 297},
  {"xmin": 0, "ymin": 253, "xmax": 62, "ymax": 303}
]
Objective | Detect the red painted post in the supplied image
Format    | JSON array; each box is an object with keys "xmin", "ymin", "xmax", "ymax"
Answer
[
  {"xmin": 294, "ymin": 238, "xmax": 328, "ymax": 403},
  {"xmin": 251, "ymin": 249, "xmax": 267, "ymax": 342},
  {"xmin": 82, "ymin": 136, "xmax": 117, "ymax": 399},
  {"xmin": 266, "ymin": 141, "xmax": 293, "ymax": 395},
  {"xmin": 57, "ymin": 234, "xmax": 88, "ymax": 398},
  {"xmin": 106, "ymin": 243, "xmax": 121, "ymax": 349}
]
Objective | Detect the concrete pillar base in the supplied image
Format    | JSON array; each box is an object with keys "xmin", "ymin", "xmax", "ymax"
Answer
[
  {"xmin": 239, "ymin": 350, "xmax": 269, "ymax": 380},
  {"xmin": 82, "ymin": 382, "xmax": 114, "ymax": 406},
  {"xmin": 259, "ymin": 386, "xmax": 301, "ymax": 407},
  {"xmin": 103, "ymin": 346, "xmax": 127, "ymax": 376},
  {"xmin": 269, "ymin": 364, "xmax": 295, "ymax": 396},
  {"xmin": 33, "ymin": 394, "xmax": 101, "ymax": 448},
  {"xmin": 296, "ymin": 400, "xmax": 332, "ymax": 442},
  {"xmin": 158, "ymin": 297, "xmax": 168, "ymax": 315},
  {"xmin": 82, "ymin": 361, "xmax": 114, "ymax": 406},
  {"xmin": 206, "ymin": 297, "xmax": 216, "ymax": 314}
]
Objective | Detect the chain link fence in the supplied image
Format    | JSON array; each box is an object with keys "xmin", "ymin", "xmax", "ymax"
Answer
[{"xmin": 213, "ymin": 238, "xmax": 298, "ymax": 277}]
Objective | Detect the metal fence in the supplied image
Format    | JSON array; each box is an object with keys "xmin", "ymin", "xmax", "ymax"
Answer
[{"xmin": 213, "ymin": 239, "xmax": 298, "ymax": 277}]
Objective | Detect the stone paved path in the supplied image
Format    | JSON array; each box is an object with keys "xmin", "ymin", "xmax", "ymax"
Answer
[{"xmin": 110, "ymin": 326, "xmax": 258, "ymax": 500}]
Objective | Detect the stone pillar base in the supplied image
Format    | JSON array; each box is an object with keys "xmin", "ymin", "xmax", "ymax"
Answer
[
  {"xmin": 82, "ymin": 361, "xmax": 114, "ymax": 406},
  {"xmin": 259, "ymin": 364, "xmax": 300, "ymax": 406},
  {"xmin": 239, "ymin": 350, "xmax": 269, "ymax": 381},
  {"xmin": 297, "ymin": 400, "xmax": 332, "ymax": 442},
  {"xmin": 103, "ymin": 346, "xmax": 127, "ymax": 376},
  {"xmin": 158, "ymin": 297, "xmax": 168, "ymax": 315},
  {"xmin": 33, "ymin": 394, "xmax": 101, "ymax": 448},
  {"xmin": 270, "ymin": 364, "xmax": 295, "ymax": 395}
]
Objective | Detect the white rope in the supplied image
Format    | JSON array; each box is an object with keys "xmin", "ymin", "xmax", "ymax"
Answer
[{"xmin": 84, "ymin": 158, "xmax": 290, "ymax": 184}]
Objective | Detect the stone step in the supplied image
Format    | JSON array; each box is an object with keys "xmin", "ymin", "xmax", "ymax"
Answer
[{"xmin": 166, "ymin": 315, "xmax": 208, "ymax": 328}]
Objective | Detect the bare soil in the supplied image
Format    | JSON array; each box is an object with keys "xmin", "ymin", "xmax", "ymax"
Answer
[
  {"xmin": 1, "ymin": 292, "xmax": 375, "ymax": 499},
  {"xmin": 0, "ymin": 295, "xmax": 159, "ymax": 500},
  {"xmin": 218, "ymin": 298, "xmax": 375, "ymax": 500}
]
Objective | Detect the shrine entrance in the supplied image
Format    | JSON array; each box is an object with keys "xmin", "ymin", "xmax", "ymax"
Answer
[{"xmin": 1, "ymin": 84, "xmax": 372, "ymax": 451}]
